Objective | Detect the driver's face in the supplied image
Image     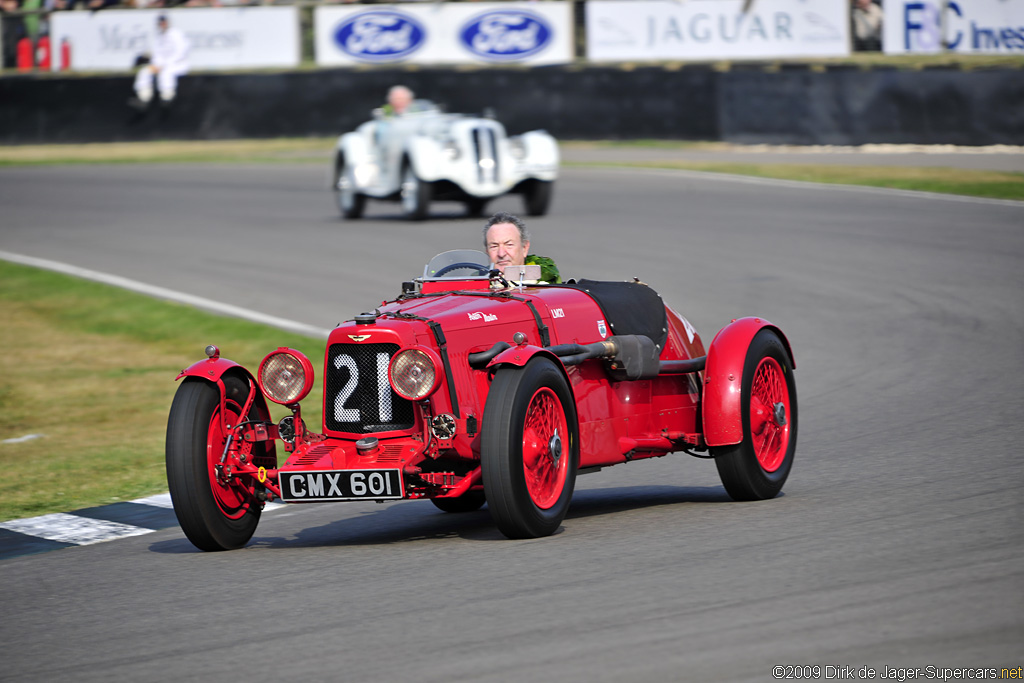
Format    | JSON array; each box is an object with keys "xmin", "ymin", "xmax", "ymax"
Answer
[{"xmin": 485, "ymin": 223, "xmax": 529, "ymax": 269}]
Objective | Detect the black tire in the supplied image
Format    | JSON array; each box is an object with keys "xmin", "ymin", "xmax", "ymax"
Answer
[
  {"xmin": 334, "ymin": 154, "xmax": 366, "ymax": 219},
  {"xmin": 166, "ymin": 376, "xmax": 267, "ymax": 551},
  {"xmin": 712, "ymin": 329, "xmax": 798, "ymax": 501},
  {"xmin": 523, "ymin": 180, "xmax": 553, "ymax": 216},
  {"xmin": 431, "ymin": 490, "xmax": 486, "ymax": 513},
  {"xmin": 465, "ymin": 197, "xmax": 489, "ymax": 218},
  {"xmin": 400, "ymin": 162, "xmax": 431, "ymax": 220},
  {"xmin": 482, "ymin": 357, "xmax": 578, "ymax": 539}
]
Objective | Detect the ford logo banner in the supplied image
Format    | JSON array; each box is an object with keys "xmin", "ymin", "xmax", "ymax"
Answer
[
  {"xmin": 459, "ymin": 10, "xmax": 553, "ymax": 61},
  {"xmin": 333, "ymin": 10, "xmax": 426, "ymax": 62}
]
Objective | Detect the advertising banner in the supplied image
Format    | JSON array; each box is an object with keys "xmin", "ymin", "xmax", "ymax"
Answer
[
  {"xmin": 314, "ymin": 2, "xmax": 573, "ymax": 66},
  {"xmin": 50, "ymin": 7, "xmax": 300, "ymax": 72},
  {"xmin": 883, "ymin": 1, "xmax": 1024, "ymax": 54},
  {"xmin": 586, "ymin": 0, "xmax": 850, "ymax": 61}
]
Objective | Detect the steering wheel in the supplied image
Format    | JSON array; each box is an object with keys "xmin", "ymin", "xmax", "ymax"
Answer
[{"xmin": 434, "ymin": 262, "xmax": 491, "ymax": 277}]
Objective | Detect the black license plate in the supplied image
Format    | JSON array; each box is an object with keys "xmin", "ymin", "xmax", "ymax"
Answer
[{"xmin": 278, "ymin": 469, "xmax": 404, "ymax": 502}]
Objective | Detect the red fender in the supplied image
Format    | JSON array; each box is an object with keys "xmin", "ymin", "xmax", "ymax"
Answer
[
  {"xmin": 175, "ymin": 356, "xmax": 273, "ymax": 430},
  {"xmin": 485, "ymin": 344, "xmax": 574, "ymax": 394},
  {"xmin": 486, "ymin": 344, "xmax": 558, "ymax": 370},
  {"xmin": 702, "ymin": 317, "xmax": 795, "ymax": 447}
]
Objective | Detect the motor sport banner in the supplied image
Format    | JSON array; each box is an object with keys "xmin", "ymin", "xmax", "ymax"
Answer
[
  {"xmin": 314, "ymin": 2, "xmax": 573, "ymax": 66},
  {"xmin": 50, "ymin": 7, "xmax": 300, "ymax": 72},
  {"xmin": 586, "ymin": 0, "xmax": 850, "ymax": 61},
  {"xmin": 884, "ymin": 1, "xmax": 1024, "ymax": 54}
]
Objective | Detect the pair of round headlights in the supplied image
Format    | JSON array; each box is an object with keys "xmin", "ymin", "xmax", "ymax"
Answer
[{"xmin": 257, "ymin": 347, "xmax": 441, "ymax": 406}]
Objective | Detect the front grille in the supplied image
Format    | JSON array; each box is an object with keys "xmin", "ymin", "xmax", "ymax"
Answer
[
  {"xmin": 325, "ymin": 343, "xmax": 415, "ymax": 434},
  {"xmin": 472, "ymin": 127, "xmax": 498, "ymax": 184}
]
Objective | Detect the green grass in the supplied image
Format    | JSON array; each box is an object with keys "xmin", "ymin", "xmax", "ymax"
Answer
[
  {"xmin": 0, "ymin": 260, "xmax": 325, "ymax": 522},
  {"xmin": 566, "ymin": 159, "xmax": 1024, "ymax": 202},
  {"xmin": 3, "ymin": 137, "xmax": 1021, "ymax": 201},
  {"xmin": 0, "ymin": 138, "xmax": 335, "ymax": 166}
]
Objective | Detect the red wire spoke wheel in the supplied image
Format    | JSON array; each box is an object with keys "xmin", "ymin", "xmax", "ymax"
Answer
[
  {"xmin": 713, "ymin": 329, "xmax": 798, "ymax": 501},
  {"xmin": 521, "ymin": 387, "xmax": 569, "ymax": 510},
  {"xmin": 482, "ymin": 357, "xmax": 578, "ymax": 539},
  {"xmin": 166, "ymin": 376, "xmax": 269, "ymax": 551},
  {"xmin": 748, "ymin": 356, "xmax": 792, "ymax": 473},
  {"xmin": 205, "ymin": 396, "xmax": 255, "ymax": 519}
]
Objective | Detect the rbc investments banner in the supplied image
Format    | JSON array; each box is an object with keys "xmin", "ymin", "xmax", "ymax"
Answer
[
  {"xmin": 587, "ymin": 0, "xmax": 850, "ymax": 61},
  {"xmin": 314, "ymin": 2, "xmax": 573, "ymax": 66},
  {"xmin": 883, "ymin": 1, "xmax": 1024, "ymax": 54},
  {"xmin": 50, "ymin": 7, "xmax": 300, "ymax": 72}
]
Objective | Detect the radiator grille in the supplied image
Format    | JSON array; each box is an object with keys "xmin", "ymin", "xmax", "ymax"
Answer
[
  {"xmin": 325, "ymin": 343, "xmax": 415, "ymax": 433},
  {"xmin": 472, "ymin": 127, "xmax": 498, "ymax": 185}
]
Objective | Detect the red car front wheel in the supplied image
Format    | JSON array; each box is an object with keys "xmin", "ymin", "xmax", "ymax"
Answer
[
  {"xmin": 713, "ymin": 329, "xmax": 797, "ymax": 501},
  {"xmin": 482, "ymin": 357, "xmax": 578, "ymax": 539},
  {"xmin": 166, "ymin": 376, "xmax": 266, "ymax": 551}
]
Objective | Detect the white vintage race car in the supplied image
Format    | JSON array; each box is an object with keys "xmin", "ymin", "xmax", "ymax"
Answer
[{"xmin": 332, "ymin": 101, "xmax": 559, "ymax": 220}]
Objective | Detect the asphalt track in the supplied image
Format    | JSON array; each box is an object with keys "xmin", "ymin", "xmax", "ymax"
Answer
[{"xmin": 1, "ymin": 159, "xmax": 1023, "ymax": 682}]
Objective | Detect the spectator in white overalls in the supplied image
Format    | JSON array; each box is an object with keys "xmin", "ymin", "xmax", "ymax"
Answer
[{"xmin": 131, "ymin": 14, "xmax": 189, "ymax": 110}]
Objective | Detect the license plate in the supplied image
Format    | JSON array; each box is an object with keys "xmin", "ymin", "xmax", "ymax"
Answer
[{"xmin": 278, "ymin": 469, "xmax": 404, "ymax": 502}]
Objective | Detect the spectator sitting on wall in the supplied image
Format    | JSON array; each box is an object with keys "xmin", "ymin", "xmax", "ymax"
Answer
[
  {"xmin": 852, "ymin": 0, "xmax": 883, "ymax": 52},
  {"xmin": 129, "ymin": 14, "xmax": 189, "ymax": 112}
]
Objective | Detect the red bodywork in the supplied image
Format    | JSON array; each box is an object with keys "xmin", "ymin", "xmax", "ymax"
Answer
[{"xmin": 187, "ymin": 279, "xmax": 792, "ymax": 505}]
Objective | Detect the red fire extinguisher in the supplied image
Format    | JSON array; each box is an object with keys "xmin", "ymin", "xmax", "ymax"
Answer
[
  {"xmin": 60, "ymin": 37, "xmax": 71, "ymax": 71},
  {"xmin": 35, "ymin": 35, "xmax": 51, "ymax": 70},
  {"xmin": 16, "ymin": 36, "xmax": 33, "ymax": 71}
]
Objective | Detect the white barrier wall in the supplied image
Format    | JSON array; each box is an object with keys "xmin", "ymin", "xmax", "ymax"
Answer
[
  {"xmin": 883, "ymin": 0, "xmax": 1024, "ymax": 54},
  {"xmin": 50, "ymin": 7, "xmax": 300, "ymax": 72},
  {"xmin": 314, "ymin": 2, "xmax": 573, "ymax": 66},
  {"xmin": 586, "ymin": 0, "xmax": 850, "ymax": 61}
]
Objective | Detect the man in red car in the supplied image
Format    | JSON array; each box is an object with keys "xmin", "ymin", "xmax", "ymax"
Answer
[{"xmin": 483, "ymin": 212, "xmax": 560, "ymax": 283}]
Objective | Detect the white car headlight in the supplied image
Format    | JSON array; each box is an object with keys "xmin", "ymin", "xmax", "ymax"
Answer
[
  {"xmin": 509, "ymin": 138, "xmax": 526, "ymax": 160},
  {"xmin": 443, "ymin": 140, "xmax": 461, "ymax": 161}
]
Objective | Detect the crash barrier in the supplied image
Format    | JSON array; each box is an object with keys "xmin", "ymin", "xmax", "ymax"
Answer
[{"xmin": 2, "ymin": 64, "xmax": 1022, "ymax": 145}]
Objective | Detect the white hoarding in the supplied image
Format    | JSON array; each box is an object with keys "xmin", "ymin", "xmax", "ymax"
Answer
[
  {"xmin": 50, "ymin": 7, "xmax": 300, "ymax": 72},
  {"xmin": 315, "ymin": 2, "xmax": 573, "ymax": 66},
  {"xmin": 884, "ymin": 0, "xmax": 1024, "ymax": 54},
  {"xmin": 586, "ymin": 0, "xmax": 850, "ymax": 61}
]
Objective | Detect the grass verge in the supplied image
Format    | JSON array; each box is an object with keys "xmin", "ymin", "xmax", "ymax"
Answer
[
  {"xmin": 567, "ymin": 159, "xmax": 1024, "ymax": 201},
  {"xmin": 0, "ymin": 260, "xmax": 325, "ymax": 522},
  {"xmin": 0, "ymin": 137, "xmax": 336, "ymax": 166},
  {"xmin": 2, "ymin": 138, "xmax": 1021, "ymax": 200}
]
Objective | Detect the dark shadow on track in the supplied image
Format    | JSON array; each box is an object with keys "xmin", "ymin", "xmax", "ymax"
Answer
[{"xmin": 147, "ymin": 484, "xmax": 735, "ymax": 553}]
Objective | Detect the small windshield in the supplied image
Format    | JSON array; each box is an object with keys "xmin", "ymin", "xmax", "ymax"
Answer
[{"xmin": 423, "ymin": 250, "xmax": 491, "ymax": 279}]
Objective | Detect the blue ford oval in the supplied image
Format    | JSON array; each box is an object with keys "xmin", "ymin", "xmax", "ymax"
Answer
[
  {"xmin": 459, "ymin": 10, "xmax": 553, "ymax": 61},
  {"xmin": 334, "ymin": 10, "xmax": 426, "ymax": 62}
]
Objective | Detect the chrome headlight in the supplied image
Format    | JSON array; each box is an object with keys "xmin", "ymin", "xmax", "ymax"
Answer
[
  {"xmin": 389, "ymin": 348, "xmax": 441, "ymax": 401},
  {"xmin": 258, "ymin": 348, "xmax": 314, "ymax": 405},
  {"xmin": 443, "ymin": 139, "xmax": 461, "ymax": 161},
  {"xmin": 508, "ymin": 138, "xmax": 526, "ymax": 160}
]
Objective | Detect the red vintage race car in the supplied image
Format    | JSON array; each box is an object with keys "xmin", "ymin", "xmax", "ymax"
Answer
[{"xmin": 166, "ymin": 250, "xmax": 797, "ymax": 551}]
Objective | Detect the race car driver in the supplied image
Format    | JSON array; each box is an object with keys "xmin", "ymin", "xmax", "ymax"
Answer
[{"xmin": 483, "ymin": 212, "xmax": 560, "ymax": 284}]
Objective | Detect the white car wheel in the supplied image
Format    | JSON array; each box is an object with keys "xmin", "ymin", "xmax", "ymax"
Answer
[
  {"xmin": 401, "ymin": 165, "xmax": 431, "ymax": 221},
  {"xmin": 334, "ymin": 156, "xmax": 365, "ymax": 219}
]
